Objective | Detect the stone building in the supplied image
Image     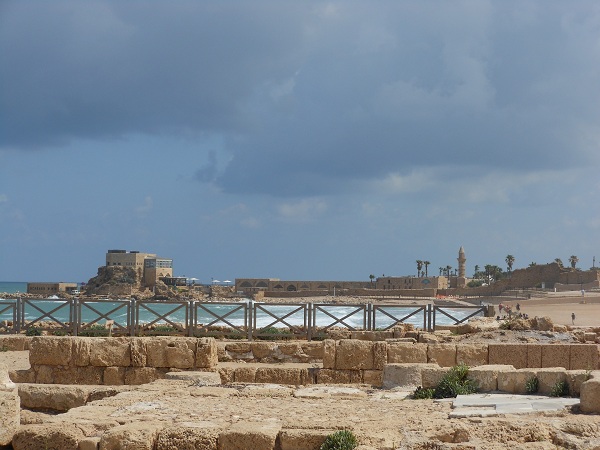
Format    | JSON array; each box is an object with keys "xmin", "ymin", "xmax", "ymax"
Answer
[
  {"xmin": 105, "ymin": 250, "xmax": 173, "ymax": 289},
  {"xmin": 26, "ymin": 282, "xmax": 78, "ymax": 295}
]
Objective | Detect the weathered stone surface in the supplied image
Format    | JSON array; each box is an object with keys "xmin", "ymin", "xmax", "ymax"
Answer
[
  {"xmin": 0, "ymin": 335, "xmax": 27, "ymax": 351},
  {"xmin": 146, "ymin": 337, "xmax": 195, "ymax": 369},
  {"xmin": 322, "ymin": 340, "xmax": 336, "ymax": 369},
  {"xmin": 278, "ymin": 342, "xmax": 301, "ymax": 356},
  {"xmin": 29, "ymin": 337, "xmax": 73, "ymax": 366},
  {"xmin": 427, "ymin": 344, "xmax": 456, "ymax": 367},
  {"xmin": 527, "ymin": 344, "xmax": 542, "ymax": 368},
  {"xmin": 488, "ymin": 344, "xmax": 527, "ymax": 369},
  {"xmin": 35, "ymin": 365, "xmax": 54, "ymax": 384},
  {"xmin": 130, "ymin": 338, "xmax": 147, "ymax": 367},
  {"xmin": 569, "ymin": 344, "xmax": 599, "ymax": 370},
  {"xmin": 300, "ymin": 342, "xmax": 323, "ymax": 360},
  {"xmin": 104, "ymin": 366, "xmax": 126, "ymax": 385},
  {"xmin": 456, "ymin": 344, "xmax": 488, "ymax": 367},
  {"xmin": 580, "ymin": 372, "xmax": 600, "ymax": 413},
  {"xmin": 467, "ymin": 365, "xmax": 515, "ymax": 392},
  {"xmin": 335, "ymin": 340, "xmax": 374, "ymax": 370},
  {"xmin": 255, "ymin": 367, "xmax": 305, "ymax": 385},
  {"xmin": 218, "ymin": 367, "xmax": 235, "ymax": 384},
  {"xmin": 225, "ymin": 342, "xmax": 252, "ymax": 353},
  {"xmin": 541, "ymin": 345, "xmax": 570, "ymax": 369},
  {"xmin": 383, "ymin": 363, "xmax": 438, "ymax": 389},
  {"xmin": 251, "ymin": 342, "xmax": 276, "ymax": 360},
  {"xmin": 124, "ymin": 367, "xmax": 166, "ymax": 385},
  {"xmin": 196, "ymin": 338, "xmax": 218, "ymax": 368},
  {"xmin": 72, "ymin": 337, "xmax": 91, "ymax": 366},
  {"xmin": 497, "ymin": 369, "xmax": 537, "ymax": 394},
  {"xmin": 79, "ymin": 437, "xmax": 101, "ymax": 450},
  {"xmin": 156, "ymin": 424, "xmax": 221, "ymax": 450},
  {"xmin": 18, "ymin": 383, "xmax": 90, "ymax": 411},
  {"xmin": 537, "ymin": 368, "xmax": 568, "ymax": 395},
  {"xmin": 99, "ymin": 423, "xmax": 163, "ymax": 450},
  {"xmin": 372, "ymin": 341, "xmax": 387, "ymax": 370},
  {"xmin": 363, "ymin": 370, "xmax": 383, "ymax": 387},
  {"xmin": 0, "ymin": 390, "xmax": 19, "ymax": 446},
  {"xmin": 387, "ymin": 343, "xmax": 427, "ymax": 363},
  {"xmin": 421, "ymin": 365, "xmax": 449, "ymax": 389},
  {"xmin": 12, "ymin": 423, "xmax": 84, "ymax": 450},
  {"xmin": 315, "ymin": 369, "xmax": 362, "ymax": 384},
  {"xmin": 567, "ymin": 370, "xmax": 589, "ymax": 397},
  {"xmin": 218, "ymin": 420, "xmax": 281, "ymax": 450},
  {"xmin": 233, "ymin": 367, "xmax": 257, "ymax": 383},
  {"xmin": 90, "ymin": 338, "xmax": 131, "ymax": 367},
  {"xmin": 279, "ymin": 428, "xmax": 334, "ymax": 450}
]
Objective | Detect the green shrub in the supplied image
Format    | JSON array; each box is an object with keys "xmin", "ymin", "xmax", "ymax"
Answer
[
  {"xmin": 52, "ymin": 330, "xmax": 68, "ymax": 336},
  {"xmin": 550, "ymin": 380, "xmax": 569, "ymax": 397},
  {"xmin": 413, "ymin": 386, "xmax": 435, "ymax": 399},
  {"xmin": 256, "ymin": 327, "xmax": 290, "ymax": 341},
  {"xmin": 152, "ymin": 325, "xmax": 178, "ymax": 335},
  {"xmin": 0, "ymin": 346, "xmax": 8, "ymax": 352},
  {"xmin": 319, "ymin": 430, "xmax": 358, "ymax": 450},
  {"xmin": 79, "ymin": 324, "xmax": 108, "ymax": 337},
  {"xmin": 525, "ymin": 377, "xmax": 539, "ymax": 394},
  {"xmin": 433, "ymin": 363, "xmax": 478, "ymax": 399},
  {"xmin": 25, "ymin": 327, "xmax": 41, "ymax": 336}
]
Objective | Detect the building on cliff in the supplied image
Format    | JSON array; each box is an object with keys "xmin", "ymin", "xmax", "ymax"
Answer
[{"xmin": 105, "ymin": 250, "xmax": 173, "ymax": 289}]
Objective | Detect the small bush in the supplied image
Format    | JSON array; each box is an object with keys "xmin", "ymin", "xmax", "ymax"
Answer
[
  {"xmin": 413, "ymin": 386, "xmax": 435, "ymax": 399},
  {"xmin": 256, "ymin": 327, "xmax": 290, "ymax": 341},
  {"xmin": 25, "ymin": 327, "xmax": 41, "ymax": 336},
  {"xmin": 433, "ymin": 363, "xmax": 477, "ymax": 399},
  {"xmin": 550, "ymin": 380, "xmax": 569, "ymax": 397},
  {"xmin": 0, "ymin": 346, "xmax": 8, "ymax": 352},
  {"xmin": 79, "ymin": 324, "xmax": 108, "ymax": 337},
  {"xmin": 525, "ymin": 377, "xmax": 539, "ymax": 394},
  {"xmin": 320, "ymin": 430, "xmax": 358, "ymax": 450}
]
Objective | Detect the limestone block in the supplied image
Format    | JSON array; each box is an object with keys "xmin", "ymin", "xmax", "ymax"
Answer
[
  {"xmin": 497, "ymin": 369, "xmax": 537, "ymax": 394},
  {"xmin": 584, "ymin": 332, "xmax": 597, "ymax": 342},
  {"xmin": 72, "ymin": 338, "xmax": 91, "ymax": 366},
  {"xmin": 567, "ymin": 370, "xmax": 589, "ymax": 397},
  {"xmin": 217, "ymin": 342, "xmax": 228, "ymax": 362},
  {"xmin": 77, "ymin": 366, "xmax": 104, "ymax": 385},
  {"xmin": 79, "ymin": 437, "xmax": 101, "ymax": 450},
  {"xmin": 255, "ymin": 367, "xmax": 305, "ymax": 385},
  {"xmin": 224, "ymin": 342, "xmax": 252, "ymax": 353},
  {"xmin": 12, "ymin": 424, "xmax": 84, "ymax": 450},
  {"xmin": 279, "ymin": 429, "xmax": 334, "ymax": 450},
  {"xmin": 427, "ymin": 344, "xmax": 457, "ymax": 367},
  {"xmin": 29, "ymin": 336, "xmax": 73, "ymax": 366},
  {"xmin": 90, "ymin": 338, "xmax": 131, "ymax": 367},
  {"xmin": 251, "ymin": 342, "xmax": 276, "ymax": 360},
  {"xmin": 0, "ymin": 390, "xmax": 19, "ymax": 446},
  {"xmin": 488, "ymin": 344, "xmax": 527, "ymax": 369},
  {"xmin": 387, "ymin": 343, "xmax": 427, "ymax": 364},
  {"xmin": 541, "ymin": 345, "xmax": 570, "ymax": 369},
  {"xmin": 363, "ymin": 370, "xmax": 383, "ymax": 387},
  {"xmin": 156, "ymin": 424, "xmax": 221, "ymax": 450},
  {"xmin": 104, "ymin": 367, "xmax": 126, "ymax": 385},
  {"xmin": 382, "ymin": 363, "xmax": 438, "ymax": 389},
  {"xmin": 18, "ymin": 384, "xmax": 89, "ymax": 411},
  {"xmin": 536, "ymin": 368, "xmax": 568, "ymax": 395},
  {"xmin": 124, "ymin": 367, "xmax": 165, "ymax": 385},
  {"xmin": 421, "ymin": 366, "xmax": 449, "ymax": 389},
  {"xmin": 0, "ymin": 335, "xmax": 27, "ymax": 351},
  {"xmin": 146, "ymin": 337, "xmax": 195, "ymax": 369},
  {"xmin": 315, "ymin": 369, "xmax": 362, "ymax": 384},
  {"xmin": 569, "ymin": 344, "xmax": 599, "ymax": 370},
  {"xmin": 196, "ymin": 338, "xmax": 218, "ymax": 368},
  {"xmin": 300, "ymin": 342, "xmax": 323, "ymax": 360},
  {"xmin": 35, "ymin": 365, "xmax": 54, "ymax": 384},
  {"xmin": 233, "ymin": 366, "xmax": 257, "ymax": 383},
  {"xmin": 51, "ymin": 366, "xmax": 79, "ymax": 384},
  {"xmin": 10, "ymin": 369, "xmax": 35, "ymax": 384},
  {"xmin": 373, "ymin": 341, "xmax": 387, "ymax": 370},
  {"xmin": 278, "ymin": 342, "xmax": 302, "ymax": 356},
  {"xmin": 580, "ymin": 373, "xmax": 600, "ymax": 413},
  {"xmin": 456, "ymin": 344, "xmax": 488, "ymax": 367},
  {"xmin": 322, "ymin": 340, "xmax": 336, "ymax": 369},
  {"xmin": 527, "ymin": 344, "xmax": 542, "ymax": 368},
  {"xmin": 0, "ymin": 366, "xmax": 15, "ymax": 392},
  {"xmin": 467, "ymin": 365, "xmax": 515, "ymax": 392},
  {"xmin": 218, "ymin": 420, "xmax": 281, "ymax": 450},
  {"xmin": 218, "ymin": 367, "xmax": 235, "ymax": 384},
  {"xmin": 99, "ymin": 423, "xmax": 163, "ymax": 450},
  {"xmin": 335, "ymin": 340, "xmax": 374, "ymax": 370},
  {"xmin": 166, "ymin": 371, "xmax": 222, "ymax": 385},
  {"xmin": 130, "ymin": 338, "xmax": 147, "ymax": 367}
]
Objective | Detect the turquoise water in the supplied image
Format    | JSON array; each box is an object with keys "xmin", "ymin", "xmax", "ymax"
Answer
[{"xmin": 0, "ymin": 281, "xmax": 27, "ymax": 294}]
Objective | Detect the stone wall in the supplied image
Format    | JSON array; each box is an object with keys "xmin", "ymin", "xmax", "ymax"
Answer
[{"xmin": 11, "ymin": 336, "xmax": 217, "ymax": 386}]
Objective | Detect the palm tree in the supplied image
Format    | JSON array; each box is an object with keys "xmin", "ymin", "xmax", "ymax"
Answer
[
  {"xmin": 416, "ymin": 260, "xmax": 423, "ymax": 277},
  {"xmin": 529, "ymin": 262, "xmax": 537, "ymax": 267},
  {"xmin": 369, "ymin": 274, "xmax": 375, "ymax": 287},
  {"xmin": 445, "ymin": 265, "xmax": 452, "ymax": 279},
  {"xmin": 569, "ymin": 255, "xmax": 579, "ymax": 269},
  {"xmin": 505, "ymin": 255, "xmax": 515, "ymax": 273},
  {"xmin": 474, "ymin": 265, "xmax": 480, "ymax": 278},
  {"xmin": 439, "ymin": 267, "xmax": 443, "ymax": 276},
  {"xmin": 423, "ymin": 261, "xmax": 430, "ymax": 277},
  {"xmin": 554, "ymin": 258, "xmax": 563, "ymax": 268}
]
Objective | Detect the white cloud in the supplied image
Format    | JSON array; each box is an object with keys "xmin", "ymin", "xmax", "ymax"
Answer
[{"xmin": 277, "ymin": 198, "xmax": 327, "ymax": 222}]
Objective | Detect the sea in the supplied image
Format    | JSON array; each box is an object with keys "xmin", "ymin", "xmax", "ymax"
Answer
[{"xmin": 0, "ymin": 281, "xmax": 481, "ymax": 329}]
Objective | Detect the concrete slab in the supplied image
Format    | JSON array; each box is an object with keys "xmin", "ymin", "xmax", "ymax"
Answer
[{"xmin": 447, "ymin": 393, "xmax": 579, "ymax": 417}]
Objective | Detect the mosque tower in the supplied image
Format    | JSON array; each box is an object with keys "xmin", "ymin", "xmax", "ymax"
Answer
[{"xmin": 457, "ymin": 246, "xmax": 467, "ymax": 287}]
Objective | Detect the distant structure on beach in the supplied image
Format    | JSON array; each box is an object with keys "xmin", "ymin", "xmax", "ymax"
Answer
[
  {"xmin": 105, "ymin": 250, "xmax": 173, "ymax": 289},
  {"xmin": 26, "ymin": 282, "xmax": 78, "ymax": 295}
]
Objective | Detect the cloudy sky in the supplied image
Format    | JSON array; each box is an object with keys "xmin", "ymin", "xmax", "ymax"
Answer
[{"xmin": 2, "ymin": 1, "xmax": 600, "ymax": 284}]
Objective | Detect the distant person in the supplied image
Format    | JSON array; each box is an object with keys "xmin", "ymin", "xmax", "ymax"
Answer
[
  {"xmin": 516, "ymin": 303, "xmax": 520, "ymax": 311},
  {"xmin": 581, "ymin": 289, "xmax": 585, "ymax": 297},
  {"xmin": 572, "ymin": 312, "xmax": 576, "ymax": 325}
]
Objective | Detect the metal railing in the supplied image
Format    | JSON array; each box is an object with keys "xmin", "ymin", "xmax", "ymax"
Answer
[{"xmin": 0, "ymin": 298, "xmax": 486, "ymax": 339}]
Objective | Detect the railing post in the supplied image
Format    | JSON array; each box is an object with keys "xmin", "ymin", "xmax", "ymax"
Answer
[
  {"xmin": 188, "ymin": 300, "xmax": 194, "ymax": 337},
  {"xmin": 307, "ymin": 303, "xmax": 312, "ymax": 341},
  {"xmin": 72, "ymin": 298, "xmax": 78, "ymax": 336},
  {"xmin": 247, "ymin": 301, "xmax": 253, "ymax": 341},
  {"xmin": 130, "ymin": 298, "xmax": 136, "ymax": 337},
  {"xmin": 15, "ymin": 297, "xmax": 21, "ymax": 334}
]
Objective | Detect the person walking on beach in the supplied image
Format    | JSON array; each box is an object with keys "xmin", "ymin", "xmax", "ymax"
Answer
[{"xmin": 572, "ymin": 312, "xmax": 576, "ymax": 325}]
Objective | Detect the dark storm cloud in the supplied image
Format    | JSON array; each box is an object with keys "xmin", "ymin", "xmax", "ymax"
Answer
[{"xmin": 2, "ymin": 1, "xmax": 600, "ymax": 196}]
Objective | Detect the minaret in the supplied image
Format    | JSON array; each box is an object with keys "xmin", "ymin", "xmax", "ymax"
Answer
[{"xmin": 457, "ymin": 246, "xmax": 467, "ymax": 287}]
